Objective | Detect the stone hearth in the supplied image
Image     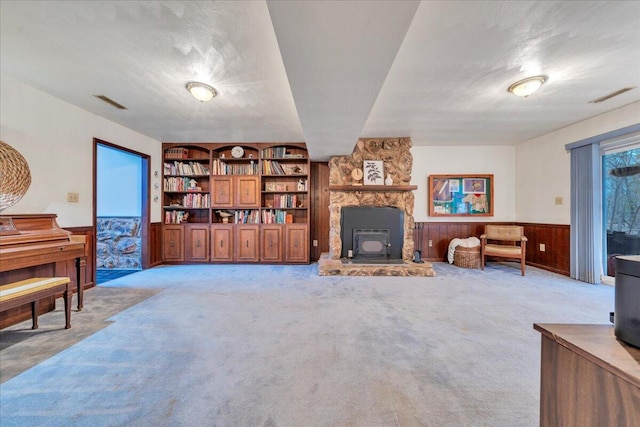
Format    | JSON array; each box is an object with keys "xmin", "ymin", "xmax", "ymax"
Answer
[
  {"xmin": 317, "ymin": 253, "xmax": 435, "ymax": 276},
  {"xmin": 320, "ymin": 137, "xmax": 436, "ymax": 277}
]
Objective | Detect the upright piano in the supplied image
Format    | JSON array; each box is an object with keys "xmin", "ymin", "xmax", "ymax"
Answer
[{"xmin": 0, "ymin": 214, "xmax": 86, "ymax": 328}]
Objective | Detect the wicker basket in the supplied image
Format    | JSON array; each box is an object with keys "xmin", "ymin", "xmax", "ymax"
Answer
[
  {"xmin": 0, "ymin": 141, "xmax": 32, "ymax": 211},
  {"xmin": 453, "ymin": 245, "xmax": 481, "ymax": 269}
]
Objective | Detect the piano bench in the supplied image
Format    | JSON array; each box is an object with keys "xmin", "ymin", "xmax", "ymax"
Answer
[{"xmin": 0, "ymin": 277, "xmax": 72, "ymax": 330}]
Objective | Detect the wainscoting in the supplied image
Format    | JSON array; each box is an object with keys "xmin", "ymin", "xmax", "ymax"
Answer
[
  {"xmin": 65, "ymin": 226, "xmax": 96, "ymax": 289},
  {"xmin": 150, "ymin": 222, "xmax": 162, "ymax": 267},
  {"xmin": 415, "ymin": 222, "xmax": 570, "ymax": 276}
]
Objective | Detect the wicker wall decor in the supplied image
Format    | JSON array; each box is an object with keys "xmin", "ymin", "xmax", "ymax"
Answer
[{"xmin": 0, "ymin": 140, "xmax": 32, "ymax": 211}]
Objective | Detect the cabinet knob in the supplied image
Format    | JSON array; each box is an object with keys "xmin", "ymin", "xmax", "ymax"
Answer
[
  {"xmin": 246, "ymin": 240, "xmax": 249, "ymax": 247},
  {"xmin": 196, "ymin": 240, "xmax": 200, "ymax": 248},
  {"xmin": 170, "ymin": 240, "xmax": 175, "ymax": 247},
  {"xmin": 269, "ymin": 240, "xmax": 273, "ymax": 248},
  {"xmin": 220, "ymin": 240, "xmax": 223, "ymax": 248}
]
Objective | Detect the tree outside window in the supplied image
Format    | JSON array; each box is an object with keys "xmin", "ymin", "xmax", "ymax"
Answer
[{"xmin": 603, "ymin": 147, "xmax": 640, "ymax": 276}]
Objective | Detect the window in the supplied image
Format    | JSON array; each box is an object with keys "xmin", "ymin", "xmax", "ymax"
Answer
[
  {"xmin": 567, "ymin": 124, "xmax": 640, "ymax": 284},
  {"xmin": 602, "ymin": 139, "xmax": 640, "ymax": 278}
]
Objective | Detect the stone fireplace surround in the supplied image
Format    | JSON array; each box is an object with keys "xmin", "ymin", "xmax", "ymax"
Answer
[{"xmin": 317, "ymin": 137, "xmax": 435, "ymax": 276}]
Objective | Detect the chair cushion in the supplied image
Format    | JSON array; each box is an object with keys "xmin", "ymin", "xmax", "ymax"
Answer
[{"xmin": 484, "ymin": 244, "xmax": 522, "ymax": 257}]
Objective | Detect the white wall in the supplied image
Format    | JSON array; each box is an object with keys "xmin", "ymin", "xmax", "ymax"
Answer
[
  {"xmin": 0, "ymin": 73, "xmax": 163, "ymax": 227},
  {"xmin": 411, "ymin": 146, "xmax": 516, "ymax": 222},
  {"xmin": 515, "ymin": 101, "xmax": 640, "ymax": 224}
]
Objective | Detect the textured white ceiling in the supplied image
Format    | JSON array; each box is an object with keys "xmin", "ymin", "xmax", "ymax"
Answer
[{"xmin": 1, "ymin": 1, "xmax": 639, "ymax": 160}]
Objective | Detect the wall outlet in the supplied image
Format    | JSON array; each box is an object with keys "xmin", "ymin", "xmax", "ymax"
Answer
[
  {"xmin": 428, "ymin": 240, "xmax": 433, "ymax": 247},
  {"xmin": 313, "ymin": 239, "xmax": 318, "ymax": 247},
  {"xmin": 67, "ymin": 192, "xmax": 79, "ymax": 203},
  {"xmin": 554, "ymin": 197, "xmax": 563, "ymax": 205},
  {"xmin": 539, "ymin": 243, "xmax": 546, "ymax": 252}
]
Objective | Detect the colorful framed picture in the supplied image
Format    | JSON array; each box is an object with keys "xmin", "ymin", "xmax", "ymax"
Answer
[{"xmin": 428, "ymin": 174, "xmax": 494, "ymax": 216}]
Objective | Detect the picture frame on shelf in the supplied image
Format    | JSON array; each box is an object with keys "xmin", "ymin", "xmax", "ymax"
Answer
[
  {"xmin": 428, "ymin": 174, "xmax": 493, "ymax": 216},
  {"xmin": 363, "ymin": 160, "xmax": 384, "ymax": 185}
]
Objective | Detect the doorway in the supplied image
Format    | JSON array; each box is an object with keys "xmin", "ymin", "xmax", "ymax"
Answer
[{"xmin": 93, "ymin": 139, "xmax": 150, "ymax": 284}]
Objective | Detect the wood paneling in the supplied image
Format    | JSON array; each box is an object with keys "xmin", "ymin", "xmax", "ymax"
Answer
[
  {"xmin": 150, "ymin": 222, "xmax": 162, "ymax": 267},
  {"xmin": 416, "ymin": 221, "xmax": 570, "ymax": 276},
  {"xmin": 310, "ymin": 162, "xmax": 330, "ymax": 261}
]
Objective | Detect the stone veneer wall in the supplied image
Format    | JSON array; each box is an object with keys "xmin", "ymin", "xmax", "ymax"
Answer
[
  {"xmin": 96, "ymin": 217, "xmax": 141, "ymax": 269},
  {"xmin": 329, "ymin": 137, "xmax": 415, "ymax": 261}
]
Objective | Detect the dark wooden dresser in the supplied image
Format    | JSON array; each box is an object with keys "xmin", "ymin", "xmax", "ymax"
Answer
[{"xmin": 534, "ymin": 323, "xmax": 640, "ymax": 427}]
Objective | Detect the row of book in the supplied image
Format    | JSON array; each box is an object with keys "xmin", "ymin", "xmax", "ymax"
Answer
[
  {"xmin": 164, "ymin": 210, "xmax": 297, "ymax": 225},
  {"xmin": 165, "ymin": 210, "xmax": 188, "ymax": 224},
  {"xmin": 261, "ymin": 160, "xmax": 287, "ymax": 175},
  {"xmin": 211, "ymin": 159, "xmax": 259, "ymax": 175},
  {"xmin": 165, "ymin": 148, "xmax": 189, "ymax": 159},
  {"xmin": 268, "ymin": 194, "xmax": 300, "ymax": 208},
  {"xmin": 262, "ymin": 209, "xmax": 294, "ymax": 224},
  {"xmin": 261, "ymin": 147, "xmax": 287, "ymax": 158},
  {"xmin": 164, "ymin": 161, "xmax": 210, "ymax": 176},
  {"xmin": 180, "ymin": 193, "xmax": 210, "ymax": 208},
  {"xmin": 164, "ymin": 177, "xmax": 206, "ymax": 192},
  {"xmin": 234, "ymin": 210, "xmax": 260, "ymax": 224}
]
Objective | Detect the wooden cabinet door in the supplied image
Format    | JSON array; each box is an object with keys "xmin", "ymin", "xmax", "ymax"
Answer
[
  {"xmin": 286, "ymin": 224, "xmax": 308, "ymax": 263},
  {"xmin": 211, "ymin": 225, "xmax": 234, "ymax": 262},
  {"xmin": 236, "ymin": 225, "xmax": 259, "ymax": 262},
  {"xmin": 186, "ymin": 225, "xmax": 209, "ymax": 262},
  {"xmin": 235, "ymin": 176, "xmax": 260, "ymax": 208},
  {"xmin": 261, "ymin": 225, "xmax": 283, "ymax": 262},
  {"xmin": 162, "ymin": 226, "xmax": 184, "ymax": 262},
  {"xmin": 211, "ymin": 176, "xmax": 233, "ymax": 207}
]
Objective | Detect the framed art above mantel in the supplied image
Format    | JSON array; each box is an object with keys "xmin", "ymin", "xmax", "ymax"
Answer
[{"xmin": 428, "ymin": 174, "xmax": 494, "ymax": 216}]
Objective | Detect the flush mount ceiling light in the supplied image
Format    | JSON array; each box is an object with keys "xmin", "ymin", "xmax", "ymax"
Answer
[
  {"xmin": 507, "ymin": 75, "xmax": 547, "ymax": 97},
  {"xmin": 186, "ymin": 81, "xmax": 217, "ymax": 102}
]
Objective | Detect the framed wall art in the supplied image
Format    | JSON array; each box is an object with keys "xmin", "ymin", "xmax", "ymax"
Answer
[
  {"xmin": 363, "ymin": 160, "xmax": 384, "ymax": 185},
  {"xmin": 428, "ymin": 174, "xmax": 494, "ymax": 216}
]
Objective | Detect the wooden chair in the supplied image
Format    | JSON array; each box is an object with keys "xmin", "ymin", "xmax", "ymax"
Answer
[{"xmin": 480, "ymin": 225, "xmax": 528, "ymax": 276}]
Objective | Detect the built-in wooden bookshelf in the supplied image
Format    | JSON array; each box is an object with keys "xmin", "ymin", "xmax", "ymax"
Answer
[
  {"xmin": 163, "ymin": 145, "xmax": 211, "ymax": 225},
  {"xmin": 162, "ymin": 142, "xmax": 309, "ymax": 264}
]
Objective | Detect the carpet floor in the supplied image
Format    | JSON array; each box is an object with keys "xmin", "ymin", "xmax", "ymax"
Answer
[
  {"xmin": 96, "ymin": 269, "xmax": 140, "ymax": 285},
  {"xmin": 0, "ymin": 262, "xmax": 614, "ymax": 426}
]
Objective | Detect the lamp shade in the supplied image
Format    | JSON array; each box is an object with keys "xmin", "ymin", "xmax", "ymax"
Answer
[{"xmin": 186, "ymin": 82, "xmax": 217, "ymax": 102}]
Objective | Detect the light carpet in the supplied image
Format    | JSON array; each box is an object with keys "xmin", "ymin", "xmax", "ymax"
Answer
[{"xmin": 0, "ymin": 262, "xmax": 614, "ymax": 426}]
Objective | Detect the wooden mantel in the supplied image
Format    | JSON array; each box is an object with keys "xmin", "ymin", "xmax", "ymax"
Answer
[{"xmin": 329, "ymin": 185, "xmax": 417, "ymax": 192}]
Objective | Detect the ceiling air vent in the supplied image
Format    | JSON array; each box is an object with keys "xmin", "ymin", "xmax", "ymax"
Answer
[
  {"xmin": 588, "ymin": 87, "xmax": 635, "ymax": 104},
  {"xmin": 93, "ymin": 95, "xmax": 128, "ymax": 110}
]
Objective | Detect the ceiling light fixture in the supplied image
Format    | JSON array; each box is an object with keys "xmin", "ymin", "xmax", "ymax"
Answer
[
  {"xmin": 186, "ymin": 81, "xmax": 217, "ymax": 102},
  {"xmin": 507, "ymin": 75, "xmax": 547, "ymax": 97}
]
